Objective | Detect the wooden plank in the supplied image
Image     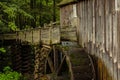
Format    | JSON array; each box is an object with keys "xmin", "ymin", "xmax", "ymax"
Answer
[
  {"xmin": 118, "ymin": 69, "xmax": 120, "ymax": 80},
  {"xmin": 76, "ymin": 2, "xmax": 81, "ymax": 45},
  {"xmin": 60, "ymin": 5, "xmax": 73, "ymax": 27},
  {"xmin": 95, "ymin": 0, "xmax": 100, "ymax": 50},
  {"xmin": 105, "ymin": 0, "xmax": 109, "ymax": 52},
  {"xmin": 2, "ymin": 33, "xmax": 16, "ymax": 40},
  {"xmin": 88, "ymin": 0, "xmax": 93, "ymax": 42},
  {"xmin": 82, "ymin": 1, "xmax": 85, "ymax": 47},
  {"xmin": 47, "ymin": 57, "xmax": 54, "ymax": 72},
  {"xmin": 57, "ymin": 55, "xmax": 66, "ymax": 74},
  {"xmin": 117, "ymin": 11, "xmax": 120, "ymax": 80},
  {"xmin": 92, "ymin": 0, "xmax": 95, "ymax": 45},
  {"xmin": 113, "ymin": 63, "xmax": 118, "ymax": 80},
  {"xmin": 61, "ymin": 26, "xmax": 77, "ymax": 41},
  {"xmin": 100, "ymin": 0, "xmax": 105, "ymax": 53},
  {"xmin": 18, "ymin": 31, "xmax": 26, "ymax": 42},
  {"xmin": 41, "ymin": 27, "xmax": 51, "ymax": 45},
  {"xmin": 85, "ymin": 0, "xmax": 88, "ymax": 46},
  {"xmin": 0, "ymin": 25, "xmax": 60, "ymax": 45},
  {"xmin": 33, "ymin": 29, "xmax": 40, "ymax": 45},
  {"xmin": 84, "ymin": 0, "xmax": 87, "ymax": 46},
  {"xmin": 79, "ymin": 1, "xmax": 83, "ymax": 46},
  {"xmin": 111, "ymin": 1, "xmax": 118, "ymax": 80},
  {"xmin": 112, "ymin": 10, "xmax": 118, "ymax": 63},
  {"xmin": 115, "ymin": 0, "xmax": 120, "ymax": 11},
  {"xmin": 108, "ymin": 14, "xmax": 113, "ymax": 57},
  {"xmin": 90, "ymin": 0, "xmax": 95, "ymax": 55},
  {"xmin": 25, "ymin": 30, "xmax": 33, "ymax": 43},
  {"xmin": 51, "ymin": 26, "xmax": 60, "ymax": 44}
]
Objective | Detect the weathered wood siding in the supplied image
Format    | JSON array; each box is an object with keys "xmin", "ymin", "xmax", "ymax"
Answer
[
  {"xmin": 61, "ymin": 26, "xmax": 77, "ymax": 41},
  {"xmin": 60, "ymin": 0, "xmax": 120, "ymax": 80},
  {"xmin": 60, "ymin": 5, "xmax": 73, "ymax": 26}
]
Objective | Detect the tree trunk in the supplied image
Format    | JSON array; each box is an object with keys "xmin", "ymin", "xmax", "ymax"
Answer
[{"xmin": 53, "ymin": 0, "xmax": 56, "ymax": 22}]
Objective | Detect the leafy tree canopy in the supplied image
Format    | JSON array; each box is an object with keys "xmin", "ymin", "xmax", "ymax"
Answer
[{"xmin": 0, "ymin": 0, "xmax": 61, "ymax": 33}]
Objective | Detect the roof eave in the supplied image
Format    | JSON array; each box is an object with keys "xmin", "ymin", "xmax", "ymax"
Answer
[{"xmin": 58, "ymin": 0, "xmax": 77, "ymax": 7}]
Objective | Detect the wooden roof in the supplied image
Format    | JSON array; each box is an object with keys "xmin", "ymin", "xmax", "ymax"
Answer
[
  {"xmin": 58, "ymin": 0, "xmax": 77, "ymax": 7},
  {"xmin": 58, "ymin": 0, "xmax": 87, "ymax": 7}
]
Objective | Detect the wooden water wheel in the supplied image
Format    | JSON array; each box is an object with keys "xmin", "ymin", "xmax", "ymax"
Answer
[
  {"xmin": 35, "ymin": 45, "xmax": 95, "ymax": 80},
  {"xmin": 41, "ymin": 45, "xmax": 73, "ymax": 80}
]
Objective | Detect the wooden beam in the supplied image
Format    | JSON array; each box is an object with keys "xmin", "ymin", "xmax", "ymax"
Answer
[{"xmin": 0, "ymin": 33, "xmax": 16, "ymax": 40}]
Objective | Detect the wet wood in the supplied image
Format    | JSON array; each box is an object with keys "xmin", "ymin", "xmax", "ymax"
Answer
[{"xmin": 98, "ymin": 58, "xmax": 113, "ymax": 80}]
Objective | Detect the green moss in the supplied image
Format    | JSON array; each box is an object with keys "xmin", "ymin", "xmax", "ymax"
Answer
[
  {"xmin": 58, "ymin": 0, "xmax": 77, "ymax": 7},
  {"xmin": 70, "ymin": 58, "xmax": 89, "ymax": 66}
]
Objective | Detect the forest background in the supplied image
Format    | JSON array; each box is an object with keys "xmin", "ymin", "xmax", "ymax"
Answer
[
  {"xmin": 0, "ymin": 0, "xmax": 61, "ymax": 33},
  {"xmin": 0, "ymin": 0, "xmax": 61, "ymax": 79}
]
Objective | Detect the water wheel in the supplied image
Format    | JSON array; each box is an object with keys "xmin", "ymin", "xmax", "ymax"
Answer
[
  {"xmin": 36, "ymin": 45, "xmax": 95, "ymax": 80},
  {"xmin": 39, "ymin": 45, "xmax": 71, "ymax": 80}
]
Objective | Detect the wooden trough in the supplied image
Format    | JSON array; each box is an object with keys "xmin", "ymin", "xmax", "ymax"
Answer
[{"xmin": 0, "ymin": 23, "xmax": 78, "ymax": 45}]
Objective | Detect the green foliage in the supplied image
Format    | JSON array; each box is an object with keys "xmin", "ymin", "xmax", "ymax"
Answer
[
  {"xmin": 0, "ymin": 0, "xmax": 61, "ymax": 32},
  {"xmin": 0, "ymin": 1, "xmax": 33, "ymax": 32},
  {"xmin": 0, "ymin": 66, "xmax": 22, "ymax": 80},
  {"xmin": 18, "ymin": 9, "xmax": 33, "ymax": 19},
  {"xmin": 0, "ymin": 48, "xmax": 6, "ymax": 53},
  {"xmin": 3, "ymin": 6, "xmax": 17, "ymax": 19},
  {"xmin": 3, "ymin": 66, "xmax": 12, "ymax": 72},
  {"xmin": 0, "ymin": 20, "xmax": 9, "ymax": 32},
  {"xmin": 0, "ymin": 20, "xmax": 4, "ymax": 26},
  {"xmin": 8, "ymin": 22, "xmax": 18, "ymax": 31}
]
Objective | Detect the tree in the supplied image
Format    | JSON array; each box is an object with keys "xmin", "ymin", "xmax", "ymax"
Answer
[
  {"xmin": 0, "ymin": 1, "xmax": 34, "ymax": 32},
  {"xmin": 0, "ymin": 0, "xmax": 61, "ymax": 32}
]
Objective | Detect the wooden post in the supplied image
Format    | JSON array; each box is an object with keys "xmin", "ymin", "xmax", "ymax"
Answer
[{"xmin": 34, "ymin": 46, "xmax": 40, "ymax": 80}]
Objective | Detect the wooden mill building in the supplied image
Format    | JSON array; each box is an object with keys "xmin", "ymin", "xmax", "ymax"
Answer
[
  {"xmin": 1, "ymin": 0, "xmax": 120, "ymax": 80},
  {"xmin": 59, "ymin": 0, "xmax": 120, "ymax": 80}
]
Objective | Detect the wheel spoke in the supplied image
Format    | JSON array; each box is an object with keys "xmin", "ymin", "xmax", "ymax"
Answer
[
  {"xmin": 47, "ymin": 57, "xmax": 54, "ymax": 72},
  {"xmin": 53, "ymin": 46, "xmax": 59, "ymax": 71},
  {"xmin": 44, "ymin": 60, "xmax": 47, "ymax": 74},
  {"xmin": 43, "ymin": 46, "xmax": 71, "ymax": 80},
  {"xmin": 57, "ymin": 55, "xmax": 66, "ymax": 75}
]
